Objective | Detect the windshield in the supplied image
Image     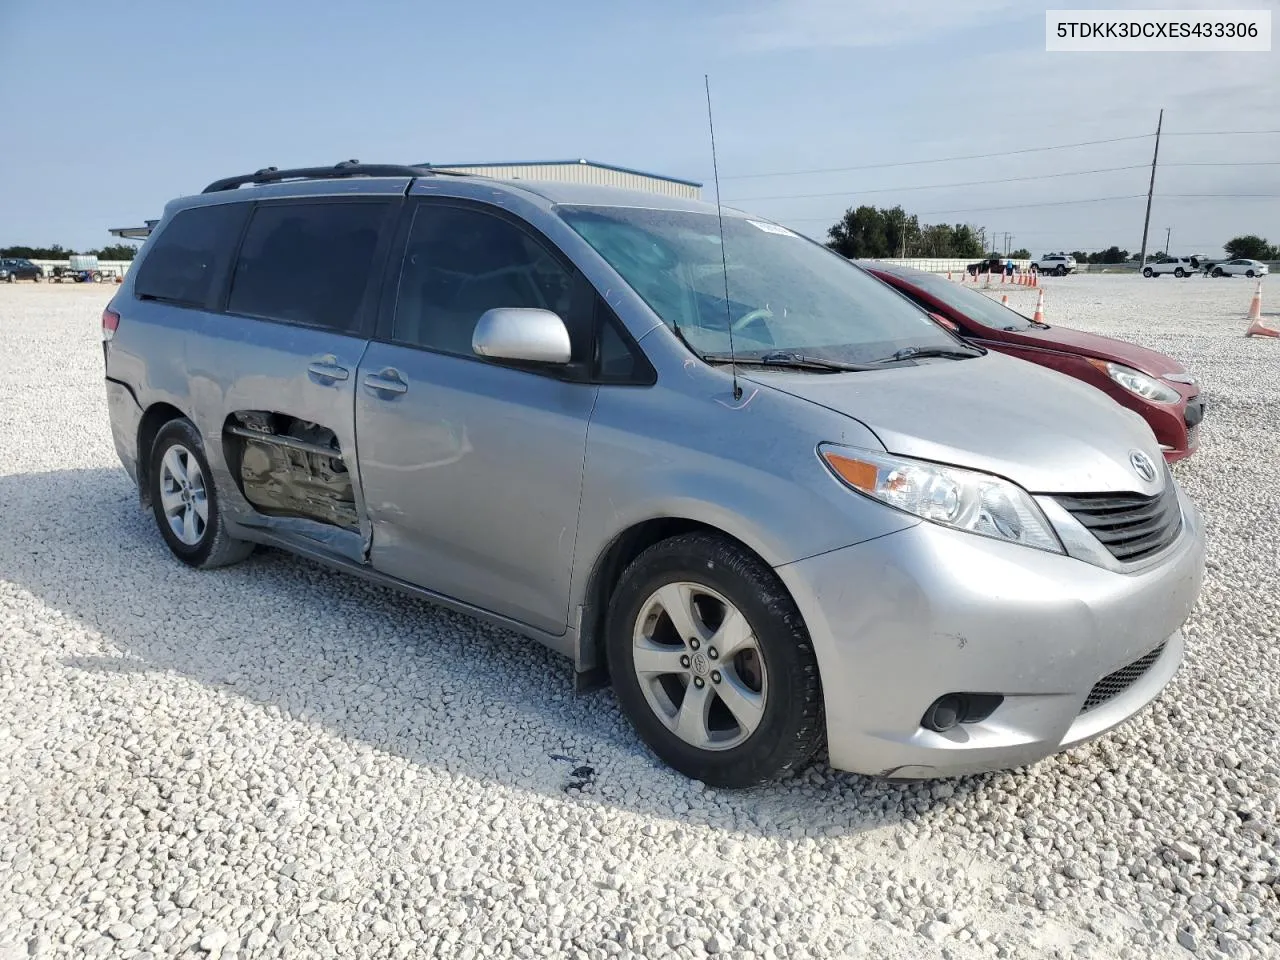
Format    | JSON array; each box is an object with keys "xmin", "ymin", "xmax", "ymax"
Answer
[
  {"xmin": 558, "ymin": 205, "xmax": 960, "ymax": 364},
  {"xmin": 891, "ymin": 269, "xmax": 1036, "ymax": 331}
]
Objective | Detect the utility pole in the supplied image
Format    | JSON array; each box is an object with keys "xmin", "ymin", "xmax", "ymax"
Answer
[
  {"xmin": 1139, "ymin": 109, "xmax": 1163, "ymax": 268},
  {"xmin": 1165, "ymin": 226, "xmax": 1172, "ymax": 256}
]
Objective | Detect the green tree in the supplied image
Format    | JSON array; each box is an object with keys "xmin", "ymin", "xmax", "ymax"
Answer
[
  {"xmin": 827, "ymin": 207, "xmax": 981, "ymax": 258},
  {"xmin": 92, "ymin": 244, "xmax": 138, "ymax": 260},
  {"xmin": 1224, "ymin": 235, "xmax": 1277, "ymax": 260},
  {"xmin": 1009, "ymin": 248, "xmax": 1031, "ymax": 260}
]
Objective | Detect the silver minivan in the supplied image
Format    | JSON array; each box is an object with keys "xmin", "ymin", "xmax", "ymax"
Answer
[{"xmin": 103, "ymin": 163, "xmax": 1204, "ymax": 786}]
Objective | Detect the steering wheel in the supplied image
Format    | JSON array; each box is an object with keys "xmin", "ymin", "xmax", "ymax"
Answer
[{"xmin": 731, "ymin": 306, "xmax": 774, "ymax": 333}]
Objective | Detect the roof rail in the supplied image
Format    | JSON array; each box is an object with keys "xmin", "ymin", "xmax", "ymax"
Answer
[{"xmin": 201, "ymin": 160, "xmax": 467, "ymax": 194}]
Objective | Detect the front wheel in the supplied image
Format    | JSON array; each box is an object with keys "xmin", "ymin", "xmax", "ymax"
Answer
[
  {"xmin": 4, "ymin": 274, "xmax": 13, "ymax": 284},
  {"xmin": 1174, "ymin": 268, "xmax": 1186, "ymax": 278},
  {"xmin": 1054, "ymin": 266, "xmax": 1066, "ymax": 276},
  {"xmin": 148, "ymin": 419, "xmax": 254, "ymax": 569},
  {"xmin": 1143, "ymin": 267, "xmax": 1154, "ymax": 278},
  {"xmin": 1213, "ymin": 268, "xmax": 1224, "ymax": 278},
  {"xmin": 606, "ymin": 533, "xmax": 825, "ymax": 787}
]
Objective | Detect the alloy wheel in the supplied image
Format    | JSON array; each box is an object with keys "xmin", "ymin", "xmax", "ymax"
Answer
[{"xmin": 158, "ymin": 444, "xmax": 209, "ymax": 546}]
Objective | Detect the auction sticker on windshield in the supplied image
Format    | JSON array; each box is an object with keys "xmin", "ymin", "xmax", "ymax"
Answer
[{"xmin": 747, "ymin": 220, "xmax": 800, "ymax": 238}]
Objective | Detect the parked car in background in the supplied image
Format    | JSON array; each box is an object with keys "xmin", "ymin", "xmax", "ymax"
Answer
[
  {"xmin": 1188, "ymin": 255, "xmax": 1222, "ymax": 274},
  {"xmin": 1143, "ymin": 257, "xmax": 1193, "ymax": 278},
  {"xmin": 0, "ymin": 258, "xmax": 44, "ymax": 282},
  {"xmin": 1031, "ymin": 253, "xmax": 1077, "ymax": 276},
  {"xmin": 104, "ymin": 162, "xmax": 1204, "ymax": 786},
  {"xmin": 1209, "ymin": 259, "xmax": 1269, "ymax": 278},
  {"xmin": 864, "ymin": 262, "xmax": 1206, "ymax": 462},
  {"xmin": 965, "ymin": 256, "xmax": 1012, "ymax": 277}
]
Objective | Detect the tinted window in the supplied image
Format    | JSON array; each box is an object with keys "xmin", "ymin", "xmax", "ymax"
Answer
[
  {"xmin": 393, "ymin": 204, "xmax": 586, "ymax": 358},
  {"xmin": 134, "ymin": 203, "xmax": 248, "ymax": 308},
  {"xmin": 227, "ymin": 201, "xmax": 388, "ymax": 331}
]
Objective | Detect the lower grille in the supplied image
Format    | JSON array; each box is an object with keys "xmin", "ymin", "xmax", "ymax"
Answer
[
  {"xmin": 1055, "ymin": 482, "xmax": 1183, "ymax": 563},
  {"xmin": 1081, "ymin": 643, "xmax": 1167, "ymax": 713}
]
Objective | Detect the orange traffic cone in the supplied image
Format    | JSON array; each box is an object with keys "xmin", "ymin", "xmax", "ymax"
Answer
[
  {"xmin": 1031, "ymin": 271, "xmax": 1038, "ymax": 287},
  {"xmin": 1001, "ymin": 271, "xmax": 1007, "ymax": 284},
  {"xmin": 983, "ymin": 271, "xmax": 991, "ymax": 289},
  {"xmin": 1244, "ymin": 281, "xmax": 1278, "ymax": 337},
  {"xmin": 1000, "ymin": 294, "xmax": 1009, "ymax": 305},
  {"xmin": 1033, "ymin": 289, "xmax": 1045, "ymax": 323}
]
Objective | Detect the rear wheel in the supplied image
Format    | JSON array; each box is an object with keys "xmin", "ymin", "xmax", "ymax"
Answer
[
  {"xmin": 1174, "ymin": 267, "xmax": 1186, "ymax": 278},
  {"xmin": 1054, "ymin": 265, "xmax": 1066, "ymax": 276},
  {"xmin": 606, "ymin": 532, "xmax": 825, "ymax": 787},
  {"xmin": 1247, "ymin": 270, "xmax": 1256, "ymax": 278},
  {"xmin": 149, "ymin": 419, "xmax": 254, "ymax": 569},
  {"xmin": 1143, "ymin": 267, "xmax": 1154, "ymax": 278}
]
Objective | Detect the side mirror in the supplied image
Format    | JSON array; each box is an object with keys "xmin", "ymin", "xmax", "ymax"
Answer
[
  {"xmin": 929, "ymin": 312, "xmax": 960, "ymax": 333},
  {"xmin": 472, "ymin": 308, "xmax": 572, "ymax": 365}
]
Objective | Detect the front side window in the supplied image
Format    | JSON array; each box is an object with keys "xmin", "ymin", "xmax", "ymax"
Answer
[
  {"xmin": 392, "ymin": 204, "xmax": 587, "ymax": 358},
  {"xmin": 227, "ymin": 200, "xmax": 388, "ymax": 332},
  {"xmin": 134, "ymin": 202, "xmax": 248, "ymax": 308},
  {"xmin": 559, "ymin": 206, "xmax": 958, "ymax": 364}
]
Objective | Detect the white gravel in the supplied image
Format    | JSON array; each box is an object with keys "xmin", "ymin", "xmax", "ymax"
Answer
[{"xmin": 1, "ymin": 277, "xmax": 1277, "ymax": 960}]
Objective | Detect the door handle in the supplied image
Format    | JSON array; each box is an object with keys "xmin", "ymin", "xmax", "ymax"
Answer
[
  {"xmin": 363, "ymin": 369, "xmax": 408, "ymax": 396},
  {"xmin": 307, "ymin": 359, "xmax": 350, "ymax": 382}
]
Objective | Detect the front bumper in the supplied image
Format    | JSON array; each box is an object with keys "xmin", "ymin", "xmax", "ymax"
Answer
[{"xmin": 775, "ymin": 486, "xmax": 1204, "ymax": 778}]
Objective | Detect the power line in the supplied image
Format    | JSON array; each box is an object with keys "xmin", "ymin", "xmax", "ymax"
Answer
[
  {"xmin": 914, "ymin": 195, "xmax": 1147, "ymax": 216},
  {"xmin": 1163, "ymin": 129, "xmax": 1280, "ymax": 137},
  {"xmin": 727, "ymin": 164, "xmax": 1149, "ymax": 203},
  {"xmin": 719, "ymin": 134, "xmax": 1153, "ymax": 181},
  {"xmin": 774, "ymin": 192, "xmax": 1279, "ymax": 220}
]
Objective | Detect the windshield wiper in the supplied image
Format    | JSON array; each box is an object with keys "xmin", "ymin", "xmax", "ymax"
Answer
[
  {"xmin": 702, "ymin": 351, "xmax": 878, "ymax": 372},
  {"xmin": 877, "ymin": 345, "xmax": 982, "ymax": 363}
]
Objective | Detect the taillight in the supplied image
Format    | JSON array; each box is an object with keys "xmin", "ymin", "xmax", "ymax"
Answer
[{"xmin": 102, "ymin": 308, "xmax": 120, "ymax": 341}]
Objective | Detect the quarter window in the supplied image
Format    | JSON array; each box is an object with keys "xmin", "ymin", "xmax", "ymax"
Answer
[
  {"xmin": 227, "ymin": 200, "xmax": 388, "ymax": 332},
  {"xmin": 134, "ymin": 203, "xmax": 248, "ymax": 309}
]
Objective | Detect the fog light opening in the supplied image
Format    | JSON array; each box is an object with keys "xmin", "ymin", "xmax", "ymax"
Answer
[{"xmin": 922, "ymin": 693, "xmax": 1004, "ymax": 732}]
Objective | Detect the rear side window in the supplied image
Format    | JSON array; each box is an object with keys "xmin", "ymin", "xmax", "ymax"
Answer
[
  {"xmin": 134, "ymin": 203, "xmax": 248, "ymax": 308},
  {"xmin": 227, "ymin": 200, "xmax": 389, "ymax": 332}
]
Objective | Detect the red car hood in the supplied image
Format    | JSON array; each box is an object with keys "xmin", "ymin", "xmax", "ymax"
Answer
[{"xmin": 999, "ymin": 325, "xmax": 1186, "ymax": 379}]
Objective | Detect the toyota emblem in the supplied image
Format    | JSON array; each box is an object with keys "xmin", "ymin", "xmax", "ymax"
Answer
[{"xmin": 1129, "ymin": 450, "xmax": 1157, "ymax": 483}]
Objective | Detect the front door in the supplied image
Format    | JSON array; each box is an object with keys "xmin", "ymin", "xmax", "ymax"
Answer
[{"xmin": 355, "ymin": 200, "xmax": 598, "ymax": 634}]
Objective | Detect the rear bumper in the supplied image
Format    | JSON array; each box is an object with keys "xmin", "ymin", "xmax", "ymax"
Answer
[
  {"xmin": 105, "ymin": 378, "xmax": 143, "ymax": 484},
  {"xmin": 775, "ymin": 486, "xmax": 1204, "ymax": 778}
]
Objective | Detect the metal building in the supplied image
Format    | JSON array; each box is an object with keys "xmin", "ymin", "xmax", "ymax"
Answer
[{"xmin": 423, "ymin": 158, "xmax": 702, "ymax": 200}]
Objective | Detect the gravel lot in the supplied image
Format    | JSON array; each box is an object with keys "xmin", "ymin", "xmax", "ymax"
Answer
[{"xmin": 1, "ymin": 276, "xmax": 1277, "ymax": 960}]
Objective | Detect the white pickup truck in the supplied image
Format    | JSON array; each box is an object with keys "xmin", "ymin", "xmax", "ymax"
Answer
[{"xmin": 1031, "ymin": 253, "xmax": 1077, "ymax": 276}]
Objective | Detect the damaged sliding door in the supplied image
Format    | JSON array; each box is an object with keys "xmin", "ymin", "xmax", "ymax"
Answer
[{"xmin": 185, "ymin": 193, "xmax": 401, "ymax": 562}]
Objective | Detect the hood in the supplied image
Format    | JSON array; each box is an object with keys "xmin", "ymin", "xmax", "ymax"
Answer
[
  {"xmin": 1005, "ymin": 326, "xmax": 1187, "ymax": 379},
  {"xmin": 744, "ymin": 351, "xmax": 1167, "ymax": 495}
]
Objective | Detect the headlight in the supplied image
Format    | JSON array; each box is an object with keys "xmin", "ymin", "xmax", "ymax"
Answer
[
  {"xmin": 819, "ymin": 444, "xmax": 1064, "ymax": 553},
  {"xmin": 1089, "ymin": 360, "xmax": 1181, "ymax": 403}
]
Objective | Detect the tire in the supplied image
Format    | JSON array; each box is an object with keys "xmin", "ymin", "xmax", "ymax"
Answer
[
  {"xmin": 1143, "ymin": 267, "xmax": 1154, "ymax": 278},
  {"xmin": 33, "ymin": 274, "xmax": 41, "ymax": 283},
  {"xmin": 4, "ymin": 274, "xmax": 13, "ymax": 284},
  {"xmin": 1054, "ymin": 266, "xmax": 1066, "ymax": 277},
  {"xmin": 148, "ymin": 419, "xmax": 254, "ymax": 569},
  {"xmin": 1246, "ymin": 270, "xmax": 1256, "ymax": 278},
  {"xmin": 1212, "ymin": 268, "xmax": 1224, "ymax": 278},
  {"xmin": 605, "ymin": 532, "xmax": 825, "ymax": 787},
  {"xmin": 1174, "ymin": 268, "xmax": 1185, "ymax": 278}
]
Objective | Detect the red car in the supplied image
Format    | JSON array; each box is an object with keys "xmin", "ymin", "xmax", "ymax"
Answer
[{"xmin": 863, "ymin": 263, "xmax": 1205, "ymax": 462}]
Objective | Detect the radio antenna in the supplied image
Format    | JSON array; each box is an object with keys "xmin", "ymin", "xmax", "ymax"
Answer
[{"xmin": 704, "ymin": 74, "xmax": 742, "ymax": 401}]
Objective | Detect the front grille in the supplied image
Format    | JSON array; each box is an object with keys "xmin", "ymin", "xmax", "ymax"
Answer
[
  {"xmin": 1055, "ymin": 482, "xmax": 1183, "ymax": 563},
  {"xmin": 1081, "ymin": 642, "xmax": 1167, "ymax": 713}
]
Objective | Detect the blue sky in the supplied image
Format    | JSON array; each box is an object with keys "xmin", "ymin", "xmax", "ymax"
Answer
[{"xmin": 2, "ymin": 0, "xmax": 1276, "ymax": 254}]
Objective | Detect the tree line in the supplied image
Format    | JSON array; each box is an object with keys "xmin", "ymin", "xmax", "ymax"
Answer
[
  {"xmin": 1, "ymin": 244, "xmax": 138, "ymax": 261},
  {"xmin": 824, "ymin": 205, "xmax": 1277, "ymax": 263}
]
